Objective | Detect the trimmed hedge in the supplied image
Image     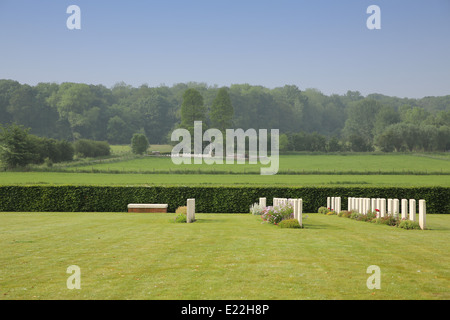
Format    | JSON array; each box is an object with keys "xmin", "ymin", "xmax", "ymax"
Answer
[{"xmin": 0, "ymin": 186, "xmax": 449, "ymax": 214}]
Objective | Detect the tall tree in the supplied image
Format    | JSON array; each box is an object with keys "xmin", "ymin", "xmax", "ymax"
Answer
[
  {"xmin": 180, "ymin": 88, "xmax": 206, "ymax": 131},
  {"xmin": 210, "ymin": 87, "xmax": 233, "ymax": 132}
]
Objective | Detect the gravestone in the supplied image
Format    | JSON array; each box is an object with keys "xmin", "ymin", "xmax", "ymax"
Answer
[
  {"xmin": 393, "ymin": 199, "xmax": 400, "ymax": 219},
  {"xmin": 380, "ymin": 199, "xmax": 386, "ymax": 218},
  {"xmin": 187, "ymin": 198, "xmax": 195, "ymax": 223},
  {"xmin": 371, "ymin": 198, "xmax": 376, "ymax": 214},
  {"xmin": 401, "ymin": 199, "xmax": 408, "ymax": 220},
  {"xmin": 419, "ymin": 199, "xmax": 426, "ymax": 230},
  {"xmin": 259, "ymin": 197, "xmax": 266, "ymax": 208},
  {"xmin": 409, "ymin": 199, "xmax": 416, "ymax": 222},
  {"xmin": 297, "ymin": 198, "xmax": 303, "ymax": 227},
  {"xmin": 388, "ymin": 199, "xmax": 393, "ymax": 215}
]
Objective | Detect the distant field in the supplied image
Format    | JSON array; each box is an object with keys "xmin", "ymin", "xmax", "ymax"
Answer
[
  {"xmin": 1, "ymin": 172, "xmax": 449, "ymax": 187},
  {"xmin": 56, "ymin": 153, "xmax": 450, "ymax": 175}
]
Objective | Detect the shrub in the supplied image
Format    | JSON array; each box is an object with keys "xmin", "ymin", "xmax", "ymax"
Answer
[
  {"xmin": 398, "ymin": 219, "xmax": 421, "ymax": 230},
  {"xmin": 250, "ymin": 203, "xmax": 264, "ymax": 215},
  {"xmin": 261, "ymin": 203, "xmax": 294, "ymax": 225},
  {"xmin": 318, "ymin": 206, "xmax": 330, "ymax": 214},
  {"xmin": 339, "ymin": 210, "xmax": 352, "ymax": 218},
  {"xmin": 278, "ymin": 219, "xmax": 302, "ymax": 229},
  {"xmin": 326, "ymin": 210, "xmax": 336, "ymax": 215},
  {"xmin": 131, "ymin": 133, "xmax": 149, "ymax": 155},
  {"xmin": 371, "ymin": 216, "xmax": 399, "ymax": 226},
  {"xmin": 174, "ymin": 214, "xmax": 187, "ymax": 223},
  {"xmin": 74, "ymin": 139, "xmax": 110, "ymax": 158},
  {"xmin": 175, "ymin": 206, "xmax": 187, "ymax": 215}
]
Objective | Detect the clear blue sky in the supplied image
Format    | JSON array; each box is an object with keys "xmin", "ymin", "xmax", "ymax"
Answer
[{"xmin": 1, "ymin": 0, "xmax": 449, "ymax": 98}]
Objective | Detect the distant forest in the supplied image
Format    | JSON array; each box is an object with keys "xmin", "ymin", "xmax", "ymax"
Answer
[{"xmin": 1, "ymin": 79, "xmax": 449, "ymax": 152}]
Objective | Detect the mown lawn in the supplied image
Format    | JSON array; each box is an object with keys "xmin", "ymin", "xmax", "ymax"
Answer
[
  {"xmin": 0, "ymin": 212, "xmax": 448, "ymax": 300},
  {"xmin": 1, "ymin": 172, "xmax": 450, "ymax": 187}
]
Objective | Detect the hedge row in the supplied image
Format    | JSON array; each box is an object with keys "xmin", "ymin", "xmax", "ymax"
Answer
[{"xmin": 0, "ymin": 186, "xmax": 449, "ymax": 214}]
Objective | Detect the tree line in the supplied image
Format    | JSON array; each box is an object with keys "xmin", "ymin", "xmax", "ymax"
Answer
[{"xmin": 1, "ymin": 79, "xmax": 449, "ymax": 153}]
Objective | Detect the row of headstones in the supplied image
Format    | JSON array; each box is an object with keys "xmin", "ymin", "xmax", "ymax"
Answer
[
  {"xmin": 341, "ymin": 196, "xmax": 426, "ymax": 230},
  {"xmin": 260, "ymin": 197, "xmax": 303, "ymax": 227},
  {"xmin": 327, "ymin": 197, "xmax": 342, "ymax": 214}
]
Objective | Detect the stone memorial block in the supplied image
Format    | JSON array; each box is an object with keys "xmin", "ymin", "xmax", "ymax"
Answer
[
  {"xmin": 187, "ymin": 198, "xmax": 195, "ymax": 223},
  {"xmin": 388, "ymin": 199, "xmax": 393, "ymax": 215},
  {"xmin": 419, "ymin": 200, "xmax": 426, "ymax": 230},
  {"xmin": 380, "ymin": 199, "xmax": 386, "ymax": 218},
  {"xmin": 393, "ymin": 199, "xmax": 400, "ymax": 219},
  {"xmin": 297, "ymin": 198, "xmax": 303, "ymax": 227},
  {"xmin": 259, "ymin": 197, "xmax": 266, "ymax": 208},
  {"xmin": 327, "ymin": 197, "xmax": 331, "ymax": 209},
  {"xmin": 409, "ymin": 199, "xmax": 416, "ymax": 222},
  {"xmin": 401, "ymin": 199, "xmax": 408, "ymax": 220},
  {"xmin": 371, "ymin": 198, "xmax": 376, "ymax": 213}
]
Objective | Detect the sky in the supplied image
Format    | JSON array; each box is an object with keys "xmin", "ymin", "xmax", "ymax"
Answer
[{"xmin": 0, "ymin": 0, "xmax": 449, "ymax": 98}]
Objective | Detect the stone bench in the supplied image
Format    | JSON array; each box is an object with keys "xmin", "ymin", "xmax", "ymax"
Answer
[{"xmin": 127, "ymin": 204, "xmax": 168, "ymax": 213}]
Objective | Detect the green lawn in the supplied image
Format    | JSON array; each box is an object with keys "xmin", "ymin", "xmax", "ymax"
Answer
[
  {"xmin": 1, "ymin": 171, "xmax": 450, "ymax": 186},
  {"xmin": 0, "ymin": 212, "xmax": 449, "ymax": 300},
  {"xmin": 54, "ymin": 153, "xmax": 450, "ymax": 174}
]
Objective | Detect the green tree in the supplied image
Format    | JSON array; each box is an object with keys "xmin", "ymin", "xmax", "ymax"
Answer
[
  {"xmin": 0, "ymin": 123, "xmax": 35, "ymax": 169},
  {"xmin": 210, "ymin": 87, "xmax": 234, "ymax": 132},
  {"xmin": 131, "ymin": 133, "xmax": 149, "ymax": 155},
  {"xmin": 180, "ymin": 88, "xmax": 206, "ymax": 131}
]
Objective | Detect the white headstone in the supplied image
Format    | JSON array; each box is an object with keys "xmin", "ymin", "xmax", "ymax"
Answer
[
  {"xmin": 187, "ymin": 198, "xmax": 195, "ymax": 223},
  {"xmin": 371, "ymin": 198, "xmax": 376, "ymax": 214},
  {"xmin": 327, "ymin": 197, "xmax": 331, "ymax": 209},
  {"xmin": 409, "ymin": 199, "xmax": 416, "ymax": 222},
  {"xmin": 393, "ymin": 199, "xmax": 399, "ymax": 219},
  {"xmin": 259, "ymin": 197, "xmax": 266, "ymax": 208},
  {"xmin": 387, "ymin": 199, "xmax": 393, "ymax": 215},
  {"xmin": 419, "ymin": 199, "xmax": 426, "ymax": 230},
  {"xmin": 298, "ymin": 198, "xmax": 303, "ymax": 227},
  {"xmin": 380, "ymin": 199, "xmax": 386, "ymax": 218},
  {"xmin": 338, "ymin": 197, "xmax": 342, "ymax": 214},
  {"xmin": 401, "ymin": 199, "xmax": 408, "ymax": 220},
  {"xmin": 293, "ymin": 199, "xmax": 299, "ymax": 220}
]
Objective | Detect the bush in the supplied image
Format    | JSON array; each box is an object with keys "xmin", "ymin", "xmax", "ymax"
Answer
[
  {"xmin": 318, "ymin": 206, "xmax": 331, "ymax": 214},
  {"xmin": 175, "ymin": 206, "xmax": 187, "ymax": 215},
  {"xmin": 250, "ymin": 203, "xmax": 264, "ymax": 215},
  {"xmin": 74, "ymin": 139, "xmax": 110, "ymax": 158},
  {"xmin": 261, "ymin": 203, "xmax": 294, "ymax": 225},
  {"xmin": 398, "ymin": 219, "xmax": 421, "ymax": 230},
  {"xmin": 339, "ymin": 210, "xmax": 352, "ymax": 218},
  {"xmin": 174, "ymin": 214, "xmax": 187, "ymax": 223},
  {"xmin": 131, "ymin": 133, "xmax": 149, "ymax": 155},
  {"xmin": 278, "ymin": 219, "xmax": 302, "ymax": 229}
]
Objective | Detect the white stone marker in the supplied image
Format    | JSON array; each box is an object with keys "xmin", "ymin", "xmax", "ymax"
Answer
[
  {"xmin": 419, "ymin": 200, "xmax": 426, "ymax": 230},
  {"xmin": 380, "ymin": 199, "xmax": 386, "ymax": 218},
  {"xmin": 293, "ymin": 199, "xmax": 299, "ymax": 219},
  {"xmin": 187, "ymin": 198, "xmax": 195, "ymax": 223},
  {"xmin": 347, "ymin": 197, "xmax": 352, "ymax": 211},
  {"xmin": 297, "ymin": 199, "xmax": 303, "ymax": 227},
  {"xmin": 335, "ymin": 197, "xmax": 341, "ymax": 214},
  {"xmin": 393, "ymin": 199, "xmax": 400, "ymax": 219},
  {"xmin": 409, "ymin": 199, "xmax": 416, "ymax": 222},
  {"xmin": 376, "ymin": 198, "xmax": 381, "ymax": 216},
  {"xmin": 327, "ymin": 197, "xmax": 331, "ymax": 209},
  {"xmin": 387, "ymin": 199, "xmax": 393, "ymax": 215},
  {"xmin": 371, "ymin": 198, "xmax": 376, "ymax": 213},
  {"xmin": 259, "ymin": 197, "xmax": 266, "ymax": 208},
  {"xmin": 331, "ymin": 197, "xmax": 335, "ymax": 211},
  {"xmin": 401, "ymin": 199, "xmax": 408, "ymax": 220}
]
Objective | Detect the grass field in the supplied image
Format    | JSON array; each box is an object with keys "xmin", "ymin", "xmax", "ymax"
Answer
[
  {"xmin": 55, "ymin": 153, "xmax": 450, "ymax": 175},
  {"xmin": 0, "ymin": 212, "xmax": 449, "ymax": 300},
  {"xmin": 1, "ymin": 171, "xmax": 450, "ymax": 187}
]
